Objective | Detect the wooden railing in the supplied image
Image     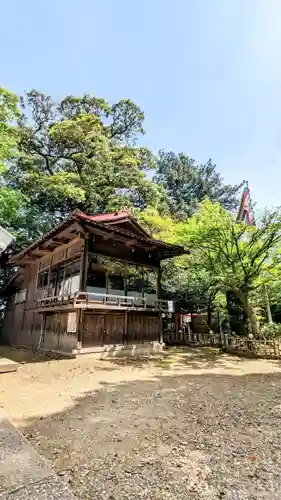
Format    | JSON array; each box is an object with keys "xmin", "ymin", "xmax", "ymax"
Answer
[
  {"xmin": 226, "ymin": 336, "xmax": 281, "ymax": 359},
  {"xmin": 36, "ymin": 293, "xmax": 76, "ymax": 310},
  {"xmin": 164, "ymin": 330, "xmax": 222, "ymax": 346},
  {"xmin": 75, "ymin": 292, "xmax": 169, "ymax": 310},
  {"xmin": 36, "ymin": 292, "xmax": 170, "ymax": 311}
]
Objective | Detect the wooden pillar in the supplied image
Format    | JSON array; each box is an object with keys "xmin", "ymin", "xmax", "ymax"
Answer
[
  {"xmin": 38, "ymin": 313, "xmax": 46, "ymax": 350},
  {"xmin": 77, "ymin": 235, "xmax": 89, "ymax": 347},
  {"xmin": 77, "ymin": 309, "xmax": 84, "ymax": 346},
  {"xmin": 157, "ymin": 266, "xmax": 163, "ymax": 344},
  {"xmin": 156, "ymin": 266, "xmax": 162, "ymax": 302},
  {"xmin": 124, "ymin": 310, "xmax": 128, "ymax": 345},
  {"xmin": 57, "ymin": 311, "xmax": 62, "ymax": 349},
  {"xmin": 80, "ymin": 234, "xmax": 89, "ymax": 292}
]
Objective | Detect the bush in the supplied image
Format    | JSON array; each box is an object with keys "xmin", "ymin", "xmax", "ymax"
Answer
[{"xmin": 259, "ymin": 322, "xmax": 281, "ymax": 339}]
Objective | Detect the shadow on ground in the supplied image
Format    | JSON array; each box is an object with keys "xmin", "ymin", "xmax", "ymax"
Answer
[
  {"xmin": 0, "ymin": 345, "xmax": 72, "ymax": 364},
  {"xmin": 107, "ymin": 345, "xmax": 247, "ymax": 371},
  {"xmin": 0, "ymin": 344, "xmax": 247, "ymax": 370},
  {"xmin": 19, "ymin": 365, "xmax": 281, "ymax": 500}
]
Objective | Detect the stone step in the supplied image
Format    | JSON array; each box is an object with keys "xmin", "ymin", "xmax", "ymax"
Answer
[{"xmin": 0, "ymin": 357, "xmax": 18, "ymax": 374}]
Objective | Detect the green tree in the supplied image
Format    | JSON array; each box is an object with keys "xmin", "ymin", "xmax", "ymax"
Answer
[
  {"xmin": 0, "ymin": 87, "xmax": 24, "ymax": 294},
  {"xmin": 6, "ymin": 90, "xmax": 161, "ymax": 229},
  {"xmin": 0, "ymin": 87, "xmax": 23, "ymax": 231},
  {"xmin": 154, "ymin": 150, "xmax": 242, "ymax": 219},
  {"xmin": 179, "ymin": 200, "xmax": 281, "ymax": 335},
  {"xmin": 0, "ymin": 87, "xmax": 19, "ymax": 165}
]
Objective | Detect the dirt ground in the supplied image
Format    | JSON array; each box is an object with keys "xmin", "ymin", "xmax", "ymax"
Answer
[{"xmin": 1, "ymin": 346, "xmax": 281, "ymax": 499}]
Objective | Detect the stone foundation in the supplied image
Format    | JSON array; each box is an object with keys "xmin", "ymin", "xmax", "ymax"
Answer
[
  {"xmin": 75, "ymin": 341, "xmax": 164, "ymax": 358},
  {"xmin": 3, "ymin": 341, "xmax": 164, "ymax": 360}
]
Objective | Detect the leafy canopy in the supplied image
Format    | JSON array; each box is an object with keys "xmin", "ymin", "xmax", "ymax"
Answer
[
  {"xmin": 154, "ymin": 150, "xmax": 242, "ymax": 219},
  {"xmin": 0, "ymin": 87, "xmax": 24, "ymax": 231},
  {"xmin": 0, "ymin": 87, "xmax": 19, "ymax": 166},
  {"xmin": 6, "ymin": 90, "xmax": 163, "ymax": 226},
  {"xmin": 182, "ymin": 200, "xmax": 281, "ymax": 296}
]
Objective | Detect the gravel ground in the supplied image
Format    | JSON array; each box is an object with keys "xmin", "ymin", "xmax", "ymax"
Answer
[{"xmin": 1, "ymin": 348, "xmax": 281, "ymax": 499}]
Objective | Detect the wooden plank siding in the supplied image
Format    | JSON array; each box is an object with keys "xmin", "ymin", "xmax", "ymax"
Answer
[
  {"xmin": 82, "ymin": 311, "xmax": 159, "ymax": 346},
  {"xmin": 83, "ymin": 312, "xmax": 124, "ymax": 346},
  {"xmin": 2, "ymin": 239, "xmax": 83, "ymax": 350},
  {"xmin": 42, "ymin": 312, "xmax": 77, "ymax": 353},
  {"xmin": 127, "ymin": 312, "xmax": 160, "ymax": 343}
]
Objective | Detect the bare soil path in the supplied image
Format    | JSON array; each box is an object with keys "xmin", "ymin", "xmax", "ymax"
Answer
[{"xmin": 1, "ymin": 346, "xmax": 281, "ymax": 499}]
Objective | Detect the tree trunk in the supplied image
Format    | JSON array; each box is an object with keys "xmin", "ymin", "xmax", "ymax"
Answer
[
  {"xmin": 237, "ymin": 291, "xmax": 258, "ymax": 337},
  {"xmin": 207, "ymin": 292, "xmax": 216, "ymax": 331},
  {"xmin": 264, "ymin": 286, "xmax": 273, "ymax": 323},
  {"xmin": 207, "ymin": 300, "xmax": 212, "ymax": 330}
]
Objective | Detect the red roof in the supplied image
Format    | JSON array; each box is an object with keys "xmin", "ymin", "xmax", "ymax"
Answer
[
  {"xmin": 78, "ymin": 211, "xmax": 131, "ymax": 223},
  {"xmin": 77, "ymin": 210, "xmax": 152, "ymax": 238},
  {"xmin": 9, "ymin": 211, "xmax": 188, "ymax": 264}
]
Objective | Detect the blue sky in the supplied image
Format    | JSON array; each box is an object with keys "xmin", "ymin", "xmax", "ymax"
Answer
[{"xmin": 1, "ymin": 0, "xmax": 281, "ymax": 209}]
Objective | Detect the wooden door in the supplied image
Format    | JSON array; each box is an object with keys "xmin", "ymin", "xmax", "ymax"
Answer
[
  {"xmin": 127, "ymin": 313, "xmax": 143, "ymax": 343},
  {"xmin": 127, "ymin": 313, "xmax": 159, "ymax": 343},
  {"xmin": 83, "ymin": 313, "xmax": 105, "ymax": 345},
  {"xmin": 104, "ymin": 314, "xmax": 124, "ymax": 345},
  {"xmin": 83, "ymin": 313, "xmax": 125, "ymax": 345}
]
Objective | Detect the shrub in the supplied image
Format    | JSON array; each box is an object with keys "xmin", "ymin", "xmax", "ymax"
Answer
[{"xmin": 259, "ymin": 322, "xmax": 281, "ymax": 339}]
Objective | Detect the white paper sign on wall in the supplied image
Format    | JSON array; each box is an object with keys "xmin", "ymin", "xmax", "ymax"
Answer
[{"xmin": 67, "ymin": 312, "xmax": 77, "ymax": 333}]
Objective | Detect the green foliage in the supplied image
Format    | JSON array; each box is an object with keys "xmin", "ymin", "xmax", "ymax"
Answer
[
  {"xmin": 259, "ymin": 322, "xmax": 281, "ymax": 339},
  {"xmin": 0, "ymin": 87, "xmax": 25, "ymax": 233},
  {"xmin": 6, "ymin": 90, "xmax": 159, "ymax": 222},
  {"xmin": 176, "ymin": 200, "xmax": 281, "ymax": 334},
  {"xmin": 181, "ymin": 200, "xmax": 281, "ymax": 291},
  {"xmin": 154, "ymin": 151, "xmax": 242, "ymax": 219},
  {"xmin": 137, "ymin": 207, "xmax": 215, "ymax": 311},
  {"xmin": 0, "ymin": 187, "xmax": 24, "ymax": 229},
  {"xmin": 0, "ymin": 87, "xmax": 20, "ymax": 167}
]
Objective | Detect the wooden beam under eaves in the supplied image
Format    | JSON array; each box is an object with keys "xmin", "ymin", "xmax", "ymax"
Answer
[
  {"xmin": 21, "ymin": 257, "xmax": 36, "ymax": 263},
  {"xmin": 37, "ymin": 247, "xmax": 50, "ymax": 254},
  {"xmin": 144, "ymin": 245, "xmax": 158, "ymax": 251},
  {"xmin": 52, "ymin": 237, "xmax": 71, "ymax": 244},
  {"xmin": 125, "ymin": 239, "xmax": 137, "ymax": 247}
]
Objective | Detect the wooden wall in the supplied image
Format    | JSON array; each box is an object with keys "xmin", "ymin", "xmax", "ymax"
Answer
[
  {"xmin": 42, "ymin": 312, "xmax": 77, "ymax": 353},
  {"xmin": 127, "ymin": 312, "xmax": 159, "ymax": 343},
  {"xmin": 1, "ymin": 295, "xmax": 17, "ymax": 344},
  {"xmin": 2, "ymin": 239, "xmax": 83, "ymax": 349},
  {"xmin": 83, "ymin": 310, "xmax": 160, "ymax": 346}
]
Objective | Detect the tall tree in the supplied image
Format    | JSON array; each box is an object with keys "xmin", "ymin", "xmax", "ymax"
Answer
[
  {"xmin": 0, "ymin": 87, "xmax": 19, "ymax": 165},
  {"xmin": 0, "ymin": 87, "xmax": 25, "ymax": 292},
  {"xmin": 0, "ymin": 87, "xmax": 23, "ymax": 231},
  {"xmin": 181, "ymin": 200, "xmax": 281, "ymax": 335},
  {"xmin": 6, "ymin": 91, "xmax": 162, "ymax": 231},
  {"xmin": 154, "ymin": 150, "xmax": 242, "ymax": 219}
]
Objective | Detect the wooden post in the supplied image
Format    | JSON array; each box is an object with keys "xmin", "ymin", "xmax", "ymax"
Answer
[
  {"xmin": 156, "ymin": 266, "xmax": 161, "ymax": 304},
  {"xmin": 77, "ymin": 309, "xmax": 84, "ymax": 346},
  {"xmin": 57, "ymin": 311, "xmax": 62, "ymax": 349},
  {"xmin": 124, "ymin": 310, "xmax": 128, "ymax": 345},
  {"xmin": 77, "ymin": 234, "xmax": 89, "ymax": 348},
  {"xmin": 30, "ymin": 311, "xmax": 35, "ymax": 348},
  {"xmin": 157, "ymin": 267, "xmax": 163, "ymax": 344},
  {"xmin": 38, "ymin": 313, "xmax": 46, "ymax": 350},
  {"xmin": 80, "ymin": 234, "xmax": 89, "ymax": 292}
]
